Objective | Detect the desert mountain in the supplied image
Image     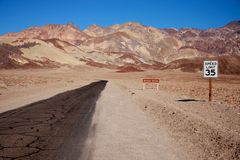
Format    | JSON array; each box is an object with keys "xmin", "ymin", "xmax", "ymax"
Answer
[
  {"xmin": 224, "ymin": 20, "xmax": 240, "ymax": 31},
  {"xmin": 0, "ymin": 21, "xmax": 239, "ymax": 74},
  {"xmin": 3, "ymin": 23, "xmax": 90, "ymax": 44}
]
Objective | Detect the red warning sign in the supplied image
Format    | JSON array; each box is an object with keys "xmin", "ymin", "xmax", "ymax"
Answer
[{"xmin": 142, "ymin": 79, "xmax": 160, "ymax": 83}]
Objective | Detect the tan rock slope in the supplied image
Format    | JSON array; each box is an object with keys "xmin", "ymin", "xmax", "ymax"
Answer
[{"xmin": 0, "ymin": 20, "xmax": 239, "ymax": 74}]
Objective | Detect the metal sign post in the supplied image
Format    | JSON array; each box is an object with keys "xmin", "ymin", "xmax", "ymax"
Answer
[
  {"xmin": 209, "ymin": 78, "xmax": 212, "ymax": 101},
  {"xmin": 204, "ymin": 61, "xmax": 218, "ymax": 102}
]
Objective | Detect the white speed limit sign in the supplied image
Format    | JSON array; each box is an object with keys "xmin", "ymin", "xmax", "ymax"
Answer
[{"xmin": 204, "ymin": 61, "xmax": 218, "ymax": 78}]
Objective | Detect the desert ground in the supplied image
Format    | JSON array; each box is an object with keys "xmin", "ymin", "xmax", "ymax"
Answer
[{"xmin": 0, "ymin": 67, "xmax": 239, "ymax": 160}]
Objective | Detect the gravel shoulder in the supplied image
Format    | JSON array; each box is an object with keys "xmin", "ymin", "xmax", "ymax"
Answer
[{"xmin": 115, "ymin": 79, "xmax": 240, "ymax": 160}]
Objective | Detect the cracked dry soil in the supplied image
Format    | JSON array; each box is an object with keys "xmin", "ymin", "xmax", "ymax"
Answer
[{"xmin": 0, "ymin": 80, "xmax": 107, "ymax": 160}]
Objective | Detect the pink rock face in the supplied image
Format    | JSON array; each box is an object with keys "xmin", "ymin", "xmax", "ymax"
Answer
[
  {"xmin": 3, "ymin": 23, "xmax": 90, "ymax": 43},
  {"xmin": 224, "ymin": 20, "xmax": 240, "ymax": 31}
]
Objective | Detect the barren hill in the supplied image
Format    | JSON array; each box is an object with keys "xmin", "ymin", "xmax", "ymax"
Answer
[{"xmin": 0, "ymin": 21, "xmax": 239, "ymax": 74}]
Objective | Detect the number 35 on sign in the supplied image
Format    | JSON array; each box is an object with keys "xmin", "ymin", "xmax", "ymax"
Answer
[{"xmin": 204, "ymin": 61, "xmax": 218, "ymax": 78}]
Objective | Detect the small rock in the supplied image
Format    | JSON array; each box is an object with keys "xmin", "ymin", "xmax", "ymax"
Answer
[{"xmin": 0, "ymin": 82, "xmax": 7, "ymax": 89}]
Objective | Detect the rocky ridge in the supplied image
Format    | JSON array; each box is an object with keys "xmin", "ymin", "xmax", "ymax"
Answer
[{"xmin": 0, "ymin": 20, "xmax": 239, "ymax": 74}]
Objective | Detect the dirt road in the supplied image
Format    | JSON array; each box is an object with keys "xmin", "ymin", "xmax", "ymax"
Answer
[
  {"xmin": 0, "ymin": 80, "xmax": 107, "ymax": 160},
  {"xmin": 86, "ymin": 82, "xmax": 189, "ymax": 160}
]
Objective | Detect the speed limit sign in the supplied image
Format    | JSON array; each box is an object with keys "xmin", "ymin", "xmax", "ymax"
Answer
[
  {"xmin": 203, "ymin": 60, "xmax": 218, "ymax": 102},
  {"xmin": 204, "ymin": 61, "xmax": 218, "ymax": 78}
]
